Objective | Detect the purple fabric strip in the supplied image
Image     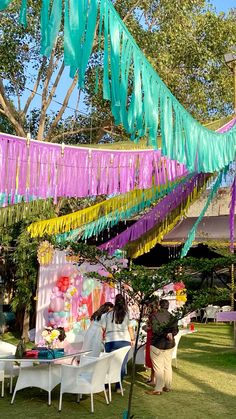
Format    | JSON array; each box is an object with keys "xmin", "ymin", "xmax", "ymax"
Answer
[
  {"xmin": 0, "ymin": 133, "xmax": 188, "ymax": 201},
  {"xmin": 230, "ymin": 176, "xmax": 236, "ymax": 252},
  {"xmin": 99, "ymin": 173, "xmax": 206, "ymax": 254},
  {"xmin": 217, "ymin": 117, "xmax": 236, "ymax": 133}
]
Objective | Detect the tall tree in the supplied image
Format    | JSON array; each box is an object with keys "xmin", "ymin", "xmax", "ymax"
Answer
[{"xmin": 0, "ymin": 0, "xmax": 235, "ymax": 143}]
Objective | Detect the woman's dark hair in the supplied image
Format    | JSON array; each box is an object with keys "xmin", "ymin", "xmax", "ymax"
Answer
[
  {"xmin": 112, "ymin": 294, "xmax": 127, "ymax": 324},
  {"xmin": 57, "ymin": 327, "xmax": 66, "ymax": 342},
  {"xmin": 91, "ymin": 302, "xmax": 114, "ymax": 321}
]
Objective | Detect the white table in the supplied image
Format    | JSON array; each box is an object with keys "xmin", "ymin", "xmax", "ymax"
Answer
[{"xmin": 0, "ymin": 350, "xmax": 90, "ymax": 405}]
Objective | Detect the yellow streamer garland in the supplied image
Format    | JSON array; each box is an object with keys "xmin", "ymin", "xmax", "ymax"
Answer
[
  {"xmin": 127, "ymin": 175, "xmax": 211, "ymax": 259},
  {"xmin": 27, "ymin": 180, "xmax": 177, "ymax": 238}
]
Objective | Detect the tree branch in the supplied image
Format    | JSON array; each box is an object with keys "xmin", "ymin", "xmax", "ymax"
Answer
[
  {"xmin": 0, "ymin": 80, "xmax": 26, "ymax": 137},
  {"xmin": 23, "ymin": 56, "xmax": 47, "ymax": 115},
  {"xmin": 49, "ymin": 124, "xmax": 111, "ymax": 143},
  {"xmin": 45, "ymin": 74, "xmax": 78, "ymax": 141},
  {"xmin": 45, "ymin": 60, "xmax": 65, "ymax": 110},
  {"xmin": 122, "ymin": 0, "xmax": 141, "ymax": 22}
]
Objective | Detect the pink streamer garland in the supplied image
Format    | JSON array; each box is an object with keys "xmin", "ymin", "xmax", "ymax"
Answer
[{"xmin": 0, "ymin": 133, "xmax": 187, "ymax": 202}]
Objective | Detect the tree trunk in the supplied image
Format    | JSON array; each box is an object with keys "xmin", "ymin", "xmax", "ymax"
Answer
[{"xmin": 21, "ymin": 309, "xmax": 30, "ymax": 342}]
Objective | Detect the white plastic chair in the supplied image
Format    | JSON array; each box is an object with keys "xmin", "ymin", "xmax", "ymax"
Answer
[
  {"xmin": 59, "ymin": 353, "xmax": 112, "ymax": 413},
  {"xmin": 104, "ymin": 346, "xmax": 130, "ymax": 402},
  {"xmin": 221, "ymin": 305, "xmax": 232, "ymax": 312},
  {"xmin": 0, "ymin": 362, "xmax": 5, "ymax": 397},
  {"xmin": 11, "ymin": 363, "xmax": 61, "ymax": 405},
  {"xmin": 0, "ymin": 341, "xmax": 18, "ymax": 393},
  {"xmin": 172, "ymin": 332, "xmax": 182, "ymax": 368},
  {"xmin": 202, "ymin": 306, "xmax": 220, "ymax": 323},
  {"xmin": 128, "ymin": 344, "xmax": 145, "ymax": 365}
]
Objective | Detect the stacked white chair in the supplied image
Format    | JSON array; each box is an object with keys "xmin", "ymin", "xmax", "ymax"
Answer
[
  {"xmin": 0, "ymin": 341, "xmax": 18, "ymax": 393},
  {"xmin": 172, "ymin": 331, "xmax": 183, "ymax": 368},
  {"xmin": 221, "ymin": 305, "xmax": 232, "ymax": 312},
  {"xmin": 59, "ymin": 353, "xmax": 112, "ymax": 413},
  {"xmin": 104, "ymin": 346, "xmax": 131, "ymax": 402},
  {"xmin": 202, "ymin": 305, "xmax": 220, "ymax": 323},
  {"xmin": 0, "ymin": 362, "xmax": 5, "ymax": 397}
]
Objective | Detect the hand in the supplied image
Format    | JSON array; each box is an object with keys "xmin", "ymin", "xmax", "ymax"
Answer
[{"xmin": 166, "ymin": 333, "xmax": 173, "ymax": 341}]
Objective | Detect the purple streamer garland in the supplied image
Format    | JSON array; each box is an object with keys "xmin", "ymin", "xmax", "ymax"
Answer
[
  {"xmin": 0, "ymin": 133, "xmax": 187, "ymax": 203},
  {"xmin": 99, "ymin": 173, "xmax": 207, "ymax": 254}
]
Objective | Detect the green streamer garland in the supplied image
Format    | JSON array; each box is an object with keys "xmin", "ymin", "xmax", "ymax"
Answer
[
  {"xmin": 180, "ymin": 168, "xmax": 228, "ymax": 258},
  {"xmin": 0, "ymin": 198, "xmax": 54, "ymax": 227}
]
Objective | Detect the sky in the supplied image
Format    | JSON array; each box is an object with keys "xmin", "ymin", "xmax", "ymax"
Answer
[{"xmin": 211, "ymin": 0, "xmax": 235, "ymax": 12}]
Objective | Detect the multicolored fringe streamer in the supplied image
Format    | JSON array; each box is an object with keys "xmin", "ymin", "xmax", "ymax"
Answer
[
  {"xmin": 229, "ymin": 176, "xmax": 236, "ymax": 253},
  {"xmin": 180, "ymin": 168, "xmax": 227, "ymax": 258},
  {"xmin": 28, "ymin": 178, "xmax": 183, "ymax": 238},
  {"xmin": 1, "ymin": 1, "xmax": 236, "ymax": 172},
  {"xmin": 126, "ymin": 174, "xmax": 210, "ymax": 259},
  {"xmin": 0, "ymin": 198, "xmax": 54, "ymax": 227},
  {"xmin": 56, "ymin": 175, "xmax": 187, "ymax": 243},
  {"xmin": 99, "ymin": 173, "xmax": 209, "ymax": 255},
  {"xmin": 0, "ymin": 133, "xmax": 186, "ymax": 203}
]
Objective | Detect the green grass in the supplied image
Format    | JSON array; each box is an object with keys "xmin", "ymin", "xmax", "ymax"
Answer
[{"xmin": 1, "ymin": 323, "xmax": 236, "ymax": 418}]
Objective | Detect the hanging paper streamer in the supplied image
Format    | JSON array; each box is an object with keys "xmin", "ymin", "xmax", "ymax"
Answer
[
  {"xmin": 0, "ymin": 0, "xmax": 27, "ymax": 26},
  {"xmin": 1, "ymin": 1, "xmax": 236, "ymax": 172},
  {"xmin": 0, "ymin": 198, "xmax": 54, "ymax": 227},
  {"xmin": 229, "ymin": 176, "xmax": 236, "ymax": 253},
  {"xmin": 0, "ymin": 133, "xmax": 187, "ymax": 205},
  {"xmin": 99, "ymin": 173, "xmax": 209, "ymax": 255},
  {"xmin": 0, "ymin": 0, "xmax": 13, "ymax": 11},
  {"xmin": 127, "ymin": 175, "xmax": 210, "ymax": 259},
  {"xmin": 180, "ymin": 168, "xmax": 227, "ymax": 258},
  {"xmin": 56, "ymin": 174, "xmax": 187, "ymax": 243}
]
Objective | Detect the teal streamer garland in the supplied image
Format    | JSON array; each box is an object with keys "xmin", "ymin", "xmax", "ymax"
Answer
[
  {"xmin": 180, "ymin": 168, "xmax": 228, "ymax": 258},
  {"xmin": 0, "ymin": 0, "xmax": 12, "ymax": 10},
  {"xmin": 0, "ymin": 0, "xmax": 27, "ymax": 26},
  {"xmin": 40, "ymin": 0, "xmax": 236, "ymax": 173}
]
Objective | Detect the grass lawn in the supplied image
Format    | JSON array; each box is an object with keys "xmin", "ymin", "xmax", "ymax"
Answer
[{"xmin": 1, "ymin": 323, "xmax": 236, "ymax": 419}]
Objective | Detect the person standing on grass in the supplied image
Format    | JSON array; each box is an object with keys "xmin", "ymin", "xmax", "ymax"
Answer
[
  {"xmin": 145, "ymin": 299, "xmax": 159, "ymax": 385},
  {"xmin": 101, "ymin": 293, "xmax": 135, "ymax": 392},
  {"xmin": 146, "ymin": 299, "xmax": 178, "ymax": 395},
  {"xmin": 82, "ymin": 302, "xmax": 114, "ymax": 357}
]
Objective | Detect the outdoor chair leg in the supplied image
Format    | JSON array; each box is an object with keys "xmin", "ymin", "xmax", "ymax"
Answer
[
  {"xmin": 1, "ymin": 380, "xmax": 4, "ymax": 397},
  {"xmin": 58, "ymin": 391, "xmax": 63, "ymax": 411},
  {"xmin": 90, "ymin": 392, "xmax": 94, "ymax": 413},
  {"xmin": 77, "ymin": 394, "xmax": 80, "ymax": 403},
  {"xmin": 10, "ymin": 376, "xmax": 13, "ymax": 394},
  {"xmin": 104, "ymin": 389, "xmax": 109, "ymax": 405},
  {"xmin": 108, "ymin": 383, "xmax": 112, "ymax": 402},
  {"xmin": 120, "ymin": 382, "xmax": 124, "ymax": 396},
  {"xmin": 11, "ymin": 387, "xmax": 17, "ymax": 404}
]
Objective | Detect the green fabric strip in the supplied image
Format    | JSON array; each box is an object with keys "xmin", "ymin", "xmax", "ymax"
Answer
[{"xmin": 180, "ymin": 168, "xmax": 227, "ymax": 258}]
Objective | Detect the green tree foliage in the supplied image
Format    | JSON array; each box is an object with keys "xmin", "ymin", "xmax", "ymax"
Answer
[{"xmin": 0, "ymin": 1, "xmax": 235, "ymax": 142}]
